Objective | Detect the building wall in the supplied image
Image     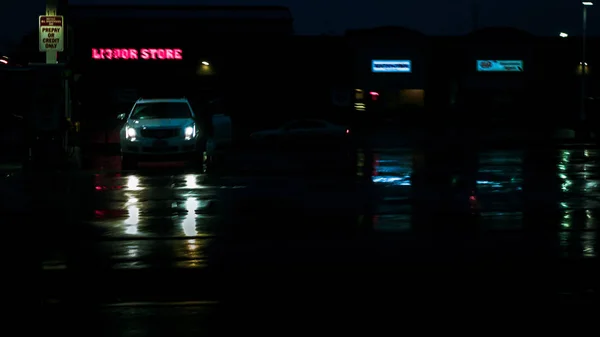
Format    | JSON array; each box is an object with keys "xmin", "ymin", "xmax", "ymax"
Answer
[
  {"xmin": 23, "ymin": 7, "xmax": 600, "ymax": 128},
  {"xmin": 346, "ymin": 26, "xmax": 600, "ymax": 126},
  {"xmin": 348, "ymin": 28, "xmax": 427, "ymax": 91},
  {"xmin": 353, "ymin": 45, "xmax": 426, "ymax": 89},
  {"xmin": 457, "ymin": 30, "xmax": 535, "ymax": 124},
  {"xmin": 346, "ymin": 28, "xmax": 428, "ymax": 125},
  {"xmin": 66, "ymin": 5, "xmax": 295, "ymax": 130}
]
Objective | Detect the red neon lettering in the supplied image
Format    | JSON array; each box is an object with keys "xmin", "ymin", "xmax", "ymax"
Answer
[
  {"xmin": 93, "ymin": 48, "xmax": 181, "ymax": 60},
  {"xmin": 173, "ymin": 49, "xmax": 182, "ymax": 59},
  {"xmin": 92, "ymin": 48, "xmax": 102, "ymax": 59},
  {"xmin": 140, "ymin": 49, "xmax": 150, "ymax": 59}
]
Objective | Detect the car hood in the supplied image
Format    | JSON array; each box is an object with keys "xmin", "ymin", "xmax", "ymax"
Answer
[
  {"xmin": 251, "ymin": 129, "xmax": 282, "ymax": 137},
  {"xmin": 129, "ymin": 118, "xmax": 194, "ymax": 128}
]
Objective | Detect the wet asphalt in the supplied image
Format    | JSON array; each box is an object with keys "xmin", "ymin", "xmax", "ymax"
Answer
[{"xmin": 3, "ymin": 142, "xmax": 600, "ymax": 334}]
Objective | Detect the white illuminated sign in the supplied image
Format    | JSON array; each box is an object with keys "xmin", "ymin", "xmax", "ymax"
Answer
[
  {"xmin": 372, "ymin": 60, "xmax": 411, "ymax": 73},
  {"xmin": 39, "ymin": 15, "xmax": 64, "ymax": 52},
  {"xmin": 477, "ymin": 60, "xmax": 523, "ymax": 72}
]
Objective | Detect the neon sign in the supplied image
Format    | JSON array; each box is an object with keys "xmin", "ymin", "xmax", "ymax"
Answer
[
  {"xmin": 372, "ymin": 60, "xmax": 411, "ymax": 73},
  {"xmin": 477, "ymin": 60, "xmax": 523, "ymax": 72},
  {"xmin": 91, "ymin": 48, "xmax": 182, "ymax": 60}
]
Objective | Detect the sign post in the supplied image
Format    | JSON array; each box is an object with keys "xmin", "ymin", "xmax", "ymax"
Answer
[{"xmin": 40, "ymin": 2, "xmax": 62, "ymax": 64}]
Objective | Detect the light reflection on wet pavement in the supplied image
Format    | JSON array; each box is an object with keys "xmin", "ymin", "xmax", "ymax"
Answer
[
  {"xmin": 89, "ymin": 173, "xmax": 219, "ymax": 269},
  {"xmin": 9, "ymin": 145, "xmax": 593, "ymax": 334},
  {"xmin": 373, "ymin": 148, "xmax": 597, "ymax": 255},
  {"xmin": 18, "ymin": 146, "xmax": 596, "ymax": 272},
  {"xmin": 2, "ymin": 145, "xmax": 598, "ymax": 310}
]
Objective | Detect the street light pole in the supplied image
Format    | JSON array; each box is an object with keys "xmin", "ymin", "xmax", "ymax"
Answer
[
  {"xmin": 581, "ymin": 2, "xmax": 593, "ymax": 123},
  {"xmin": 45, "ymin": 0, "xmax": 58, "ymax": 64}
]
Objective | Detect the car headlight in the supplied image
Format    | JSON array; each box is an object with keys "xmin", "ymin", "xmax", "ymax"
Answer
[
  {"xmin": 126, "ymin": 127, "xmax": 136, "ymax": 138},
  {"xmin": 184, "ymin": 125, "xmax": 195, "ymax": 139}
]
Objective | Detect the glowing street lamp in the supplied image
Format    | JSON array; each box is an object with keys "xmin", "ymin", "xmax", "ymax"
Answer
[
  {"xmin": 581, "ymin": 1, "xmax": 593, "ymax": 122},
  {"xmin": 559, "ymin": 32, "xmax": 568, "ymax": 37}
]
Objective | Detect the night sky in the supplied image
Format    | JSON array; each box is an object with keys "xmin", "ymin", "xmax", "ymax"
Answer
[{"xmin": 2, "ymin": 0, "xmax": 599, "ymax": 44}]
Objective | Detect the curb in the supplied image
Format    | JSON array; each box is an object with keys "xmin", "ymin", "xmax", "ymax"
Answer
[{"xmin": 0, "ymin": 163, "xmax": 22, "ymax": 173}]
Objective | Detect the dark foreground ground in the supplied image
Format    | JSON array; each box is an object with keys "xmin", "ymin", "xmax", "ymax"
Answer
[{"xmin": 2, "ymin": 136, "xmax": 599, "ymax": 335}]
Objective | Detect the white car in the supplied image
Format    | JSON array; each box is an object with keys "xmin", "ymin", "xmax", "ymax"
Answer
[
  {"xmin": 250, "ymin": 119, "xmax": 350, "ymax": 140},
  {"xmin": 118, "ymin": 98, "xmax": 203, "ymax": 169}
]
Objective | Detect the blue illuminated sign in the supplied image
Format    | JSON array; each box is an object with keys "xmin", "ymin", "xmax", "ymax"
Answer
[
  {"xmin": 372, "ymin": 60, "xmax": 411, "ymax": 73},
  {"xmin": 477, "ymin": 60, "xmax": 523, "ymax": 72}
]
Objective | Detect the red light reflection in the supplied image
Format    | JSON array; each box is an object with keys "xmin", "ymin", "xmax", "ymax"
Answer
[
  {"xmin": 95, "ymin": 173, "xmax": 123, "ymax": 190},
  {"xmin": 95, "ymin": 185, "xmax": 123, "ymax": 191},
  {"xmin": 94, "ymin": 209, "xmax": 128, "ymax": 218},
  {"xmin": 372, "ymin": 215, "xmax": 379, "ymax": 229},
  {"xmin": 469, "ymin": 192, "xmax": 479, "ymax": 212}
]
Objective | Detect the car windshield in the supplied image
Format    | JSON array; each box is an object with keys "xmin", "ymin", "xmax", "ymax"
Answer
[{"xmin": 130, "ymin": 102, "xmax": 191, "ymax": 119}]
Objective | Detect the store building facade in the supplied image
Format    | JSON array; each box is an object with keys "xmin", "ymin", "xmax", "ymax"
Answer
[
  {"xmin": 65, "ymin": 5, "xmax": 294, "ymax": 136},
  {"xmin": 346, "ymin": 27, "xmax": 428, "ymax": 125},
  {"xmin": 454, "ymin": 27, "xmax": 536, "ymax": 125}
]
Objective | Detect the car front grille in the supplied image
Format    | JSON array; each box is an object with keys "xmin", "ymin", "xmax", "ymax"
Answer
[
  {"xmin": 140, "ymin": 128, "xmax": 180, "ymax": 139},
  {"xmin": 142, "ymin": 146, "xmax": 178, "ymax": 153}
]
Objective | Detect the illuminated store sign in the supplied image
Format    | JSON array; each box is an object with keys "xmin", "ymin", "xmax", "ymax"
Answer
[
  {"xmin": 91, "ymin": 48, "xmax": 183, "ymax": 60},
  {"xmin": 477, "ymin": 60, "xmax": 523, "ymax": 72},
  {"xmin": 372, "ymin": 60, "xmax": 411, "ymax": 73}
]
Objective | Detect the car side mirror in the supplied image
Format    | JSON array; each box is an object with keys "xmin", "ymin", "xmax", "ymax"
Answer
[{"xmin": 117, "ymin": 113, "xmax": 126, "ymax": 120}]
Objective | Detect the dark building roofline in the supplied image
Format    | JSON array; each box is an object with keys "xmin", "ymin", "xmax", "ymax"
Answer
[
  {"xmin": 67, "ymin": 5, "xmax": 293, "ymax": 19},
  {"xmin": 345, "ymin": 26, "xmax": 536, "ymax": 39},
  {"xmin": 68, "ymin": 4, "xmax": 290, "ymax": 10},
  {"xmin": 467, "ymin": 26, "xmax": 533, "ymax": 40},
  {"xmin": 346, "ymin": 26, "xmax": 425, "ymax": 37}
]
